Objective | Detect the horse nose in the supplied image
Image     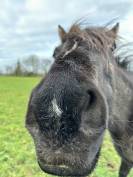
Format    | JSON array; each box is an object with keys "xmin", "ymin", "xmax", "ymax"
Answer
[
  {"xmin": 36, "ymin": 98, "xmax": 81, "ymax": 144},
  {"xmin": 56, "ymin": 120, "xmax": 79, "ymax": 143},
  {"xmin": 38, "ymin": 113, "xmax": 80, "ymax": 144}
]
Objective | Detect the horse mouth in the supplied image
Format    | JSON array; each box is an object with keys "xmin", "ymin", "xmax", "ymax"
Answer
[
  {"xmin": 38, "ymin": 161, "xmax": 88, "ymax": 176},
  {"xmin": 37, "ymin": 147, "xmax": 101, "ymax": 176}
]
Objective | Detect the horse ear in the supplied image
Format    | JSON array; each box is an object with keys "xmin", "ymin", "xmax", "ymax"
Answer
[
  {"xmin": 58, "ymin": 25, "xmax": 66, "ymax": 42},
  {"xmin": 110, "ymin": 23, "xmax": 119, "ymax": 35},
  {"xmin": 107, "ymin": 23, "xmax": 119, "ymax": 39}
]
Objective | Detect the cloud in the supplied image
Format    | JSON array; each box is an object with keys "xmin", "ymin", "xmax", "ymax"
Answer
[
  {"xmin": 0, "ymin": 0, "xmax": 133, "ymax": 69},
  {"xmin": 120, "ymin": 12, "xmax": 133, "ymax": 41}
]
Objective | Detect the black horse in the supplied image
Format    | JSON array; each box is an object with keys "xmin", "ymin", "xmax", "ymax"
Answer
[{"xmin": 25, "ymin": 22, "xmax": 133, "ymax": 177}]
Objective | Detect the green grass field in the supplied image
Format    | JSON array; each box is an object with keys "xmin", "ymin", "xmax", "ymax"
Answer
[{"xmin": 0, "ymin": 76, "xmax": 132, "ymax": 177}]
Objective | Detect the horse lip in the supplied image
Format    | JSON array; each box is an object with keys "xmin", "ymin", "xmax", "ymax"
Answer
[
  {"xmin": 38, "ymin": 161, "xmax": 88, "ymax": 176},
  {"xmin": 38, "ymin": 161, "xmax": 71, "ymax": 175}
]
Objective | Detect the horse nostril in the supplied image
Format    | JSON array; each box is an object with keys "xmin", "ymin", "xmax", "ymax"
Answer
[{"xmin": 87, "ymin": 90, "xmax": 96, "ymax": 107}]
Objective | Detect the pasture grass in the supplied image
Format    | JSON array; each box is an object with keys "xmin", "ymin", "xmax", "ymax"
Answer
[{"xmin": 0, "ymin": 76, "xmax": 132, "ymax": 177}]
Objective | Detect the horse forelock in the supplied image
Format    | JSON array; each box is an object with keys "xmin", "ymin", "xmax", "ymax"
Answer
[{"xmin": 55, "ymin": 21, "xmax": 132, "ymax": 71}]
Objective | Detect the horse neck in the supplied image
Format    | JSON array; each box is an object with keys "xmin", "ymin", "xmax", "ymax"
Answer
[{"xmin": 111, "ymin": 66, "xmax": 133, "ymax": 122}]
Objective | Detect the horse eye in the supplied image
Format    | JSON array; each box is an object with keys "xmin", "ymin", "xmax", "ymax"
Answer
[
  {"xmin": 87, "ymin": 90, "xmax": 96, "ymax": 107},
  {"xmin": 53, "ymin": 46, "xmax": 61, "ymax": 58}
]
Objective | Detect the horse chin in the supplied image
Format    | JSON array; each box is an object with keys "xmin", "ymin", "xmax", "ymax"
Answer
[{"xmin": 38, "ymin": 149, "xmax": 101, "ymax": 176}]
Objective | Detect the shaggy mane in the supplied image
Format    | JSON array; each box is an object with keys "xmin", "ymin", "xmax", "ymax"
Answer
[
  {"xmin": 69, "ymin": 21, "xmax": 133, "ymax": 71},
  {"xmin": 58, "ymin": 19, "xmax": 133, "ymax": 71}
]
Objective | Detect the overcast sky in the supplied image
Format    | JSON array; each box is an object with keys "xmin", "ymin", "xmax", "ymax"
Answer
[{"xmin": 0, "ymin": 0, "xmax": 133, "ymax": 69}]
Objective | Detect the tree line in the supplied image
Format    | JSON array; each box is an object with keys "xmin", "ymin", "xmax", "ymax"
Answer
[{"xmin": 5, "ymin": 55, "xmax": 52, "ymax": 76}]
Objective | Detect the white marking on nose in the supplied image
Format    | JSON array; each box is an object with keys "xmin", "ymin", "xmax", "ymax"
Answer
[{"xmin": 52, "ymin": 98, "xmax": 62, "ymax": 116}]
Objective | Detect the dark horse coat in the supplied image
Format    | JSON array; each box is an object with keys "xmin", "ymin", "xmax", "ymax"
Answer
[{"xmin": 26, "ymin": 22, "xmax": 133, "ymax": 177}]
